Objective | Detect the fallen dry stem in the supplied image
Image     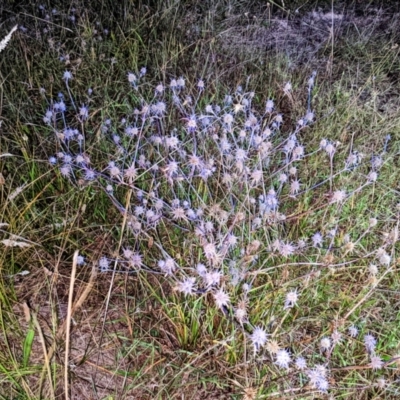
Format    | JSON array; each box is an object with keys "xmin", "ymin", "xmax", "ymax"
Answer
[
  {"xmin": 37, "ymin": 260, "xmax": 97, "ymax": 396},
  {"xmin": 28, "ymin": 304, "xmax": 55, "ymax": 399},
  {"xmin": 64, "ymin": 251, "xmax": 78, "ymax": 400}
]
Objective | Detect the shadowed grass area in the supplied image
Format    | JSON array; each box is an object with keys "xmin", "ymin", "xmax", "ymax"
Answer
[{"xmin": 1, "ymin": 1, "xmax": 400, "ymax": 399}]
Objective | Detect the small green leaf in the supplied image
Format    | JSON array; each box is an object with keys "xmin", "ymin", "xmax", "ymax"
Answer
[{"xmin": 22, "ymin": 324, "xmax": 35, "ymax": 368}]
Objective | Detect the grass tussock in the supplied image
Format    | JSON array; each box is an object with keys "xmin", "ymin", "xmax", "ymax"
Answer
[{"xmin": 1, "ymin": 1, "xmax": 400, "ymax": 399}]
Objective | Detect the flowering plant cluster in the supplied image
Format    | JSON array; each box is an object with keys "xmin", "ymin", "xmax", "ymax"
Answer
[{"xmin": 42, "ymin": 68, "xmax": 398, "ymax": 394}]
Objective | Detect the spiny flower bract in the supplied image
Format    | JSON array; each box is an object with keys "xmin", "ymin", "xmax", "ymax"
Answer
[
  {"xmin": 250, "ymin": 326, "xmax": 268, "ymax": 352},
  {"xmin": 275, "ymin": 349, "xmax": 291, "ymax": 369}
]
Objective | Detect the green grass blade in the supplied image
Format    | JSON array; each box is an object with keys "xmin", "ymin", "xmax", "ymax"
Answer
[{"xmin": 22, "ymin": 323, "xmax": 35, "ymax": 369}]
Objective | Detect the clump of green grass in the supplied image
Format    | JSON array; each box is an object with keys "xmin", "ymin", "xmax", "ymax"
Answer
[{"xmin": 1, "ymin": 1, "xmax": 400, "ymax": 399}]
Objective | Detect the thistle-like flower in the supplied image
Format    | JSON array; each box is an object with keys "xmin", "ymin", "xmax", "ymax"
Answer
[
  {"xmin": 175, "ymin": 277, "xmax": 196, "ymax": 296},
  {"xmin": 320, "ymin": 337, "xmax": 332, "ymax": 351},
  {"xmin": 275, "ymin": 349, "xmax": 291, "ymax": 369},
  {"xmin": 250, "ymin": 326, "xmax": 268, "ymax": 352},
  {"xmin": 364, "ymin": 333, "xmax": 377, "ymax": 353},
  {"xmin": 348, "ymin": 325, "xmax": 359, "ymax": 338},
  {"xmin": 370, "ymin": 355, "xmax": 383, "ymax": 370},
  {"xmin": 213, "ymin": 289, "xmax": 230, "ymax": 310},
  {"xmin": 284, "ymin": 289, "xmax": 299, "ymax": 309},
  {"xmin": 295, "ymin": 356, "xmax": 307, "ymax": 370}
]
